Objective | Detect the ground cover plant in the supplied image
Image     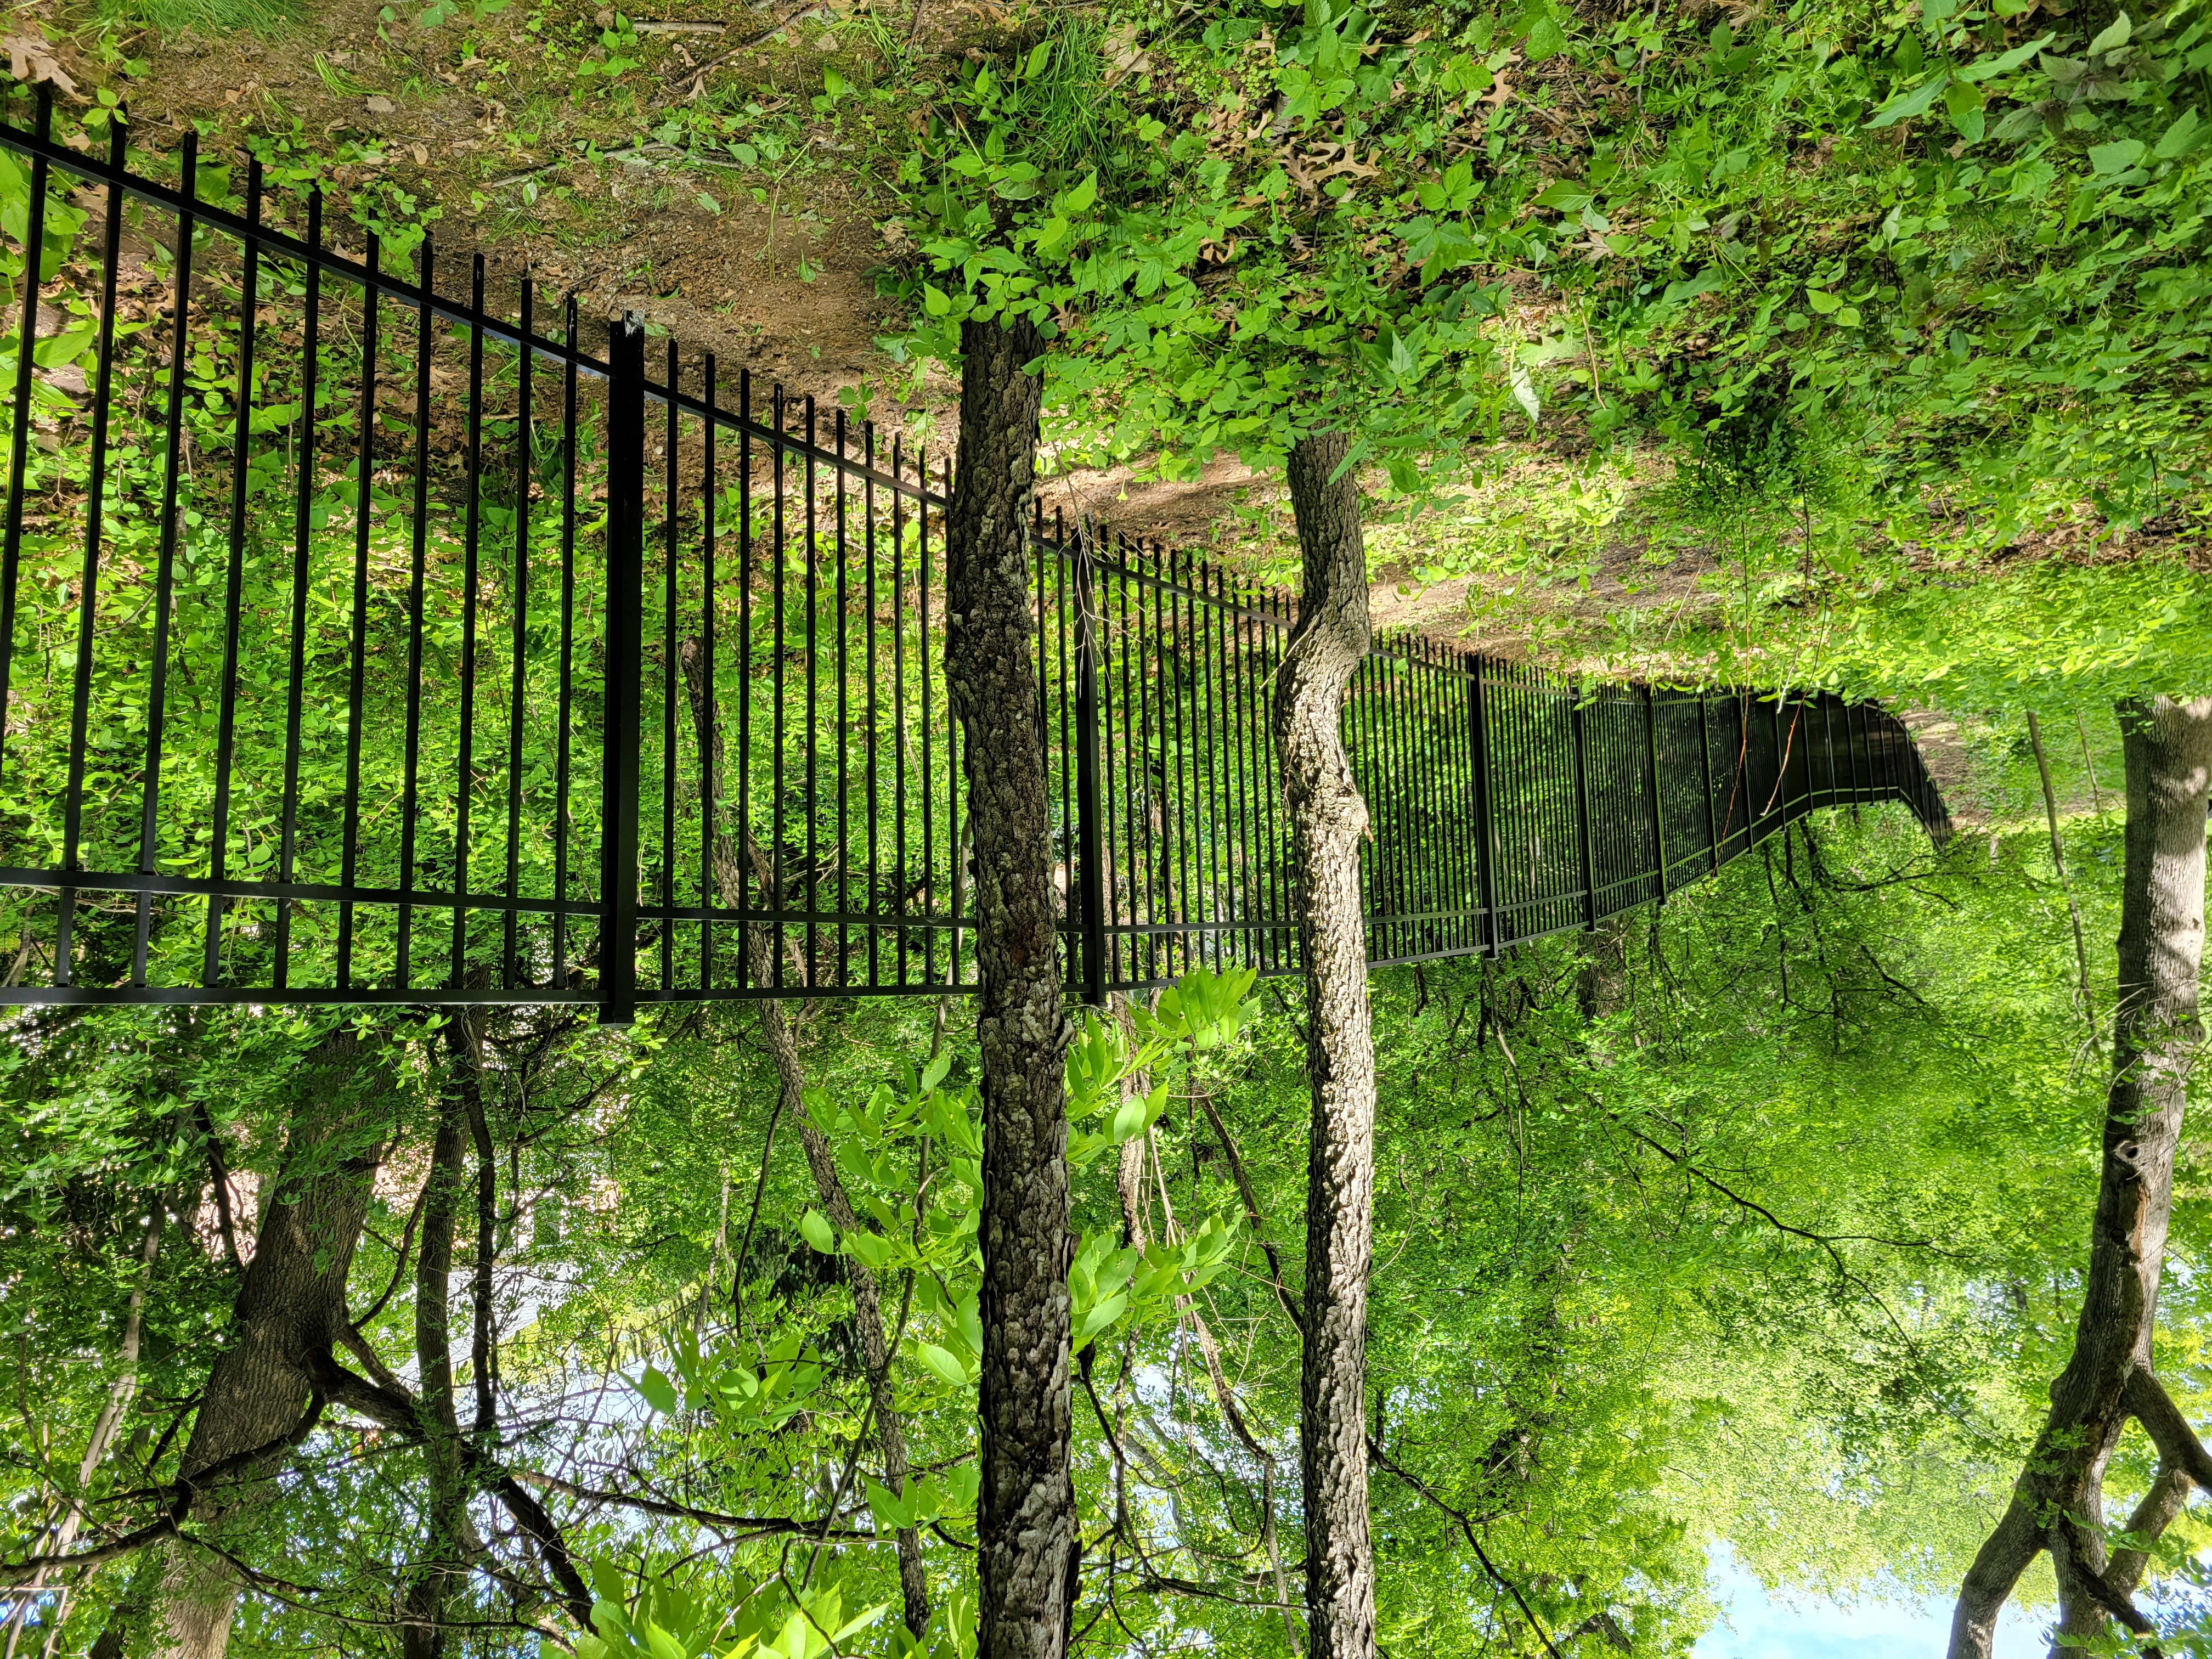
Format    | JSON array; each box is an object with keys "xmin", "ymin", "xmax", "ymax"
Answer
[{"xmin": 1, "ymin": 0, "xmax": 2209, "ymax": 1654}]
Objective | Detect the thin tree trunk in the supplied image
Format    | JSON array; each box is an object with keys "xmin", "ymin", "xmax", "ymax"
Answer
[
  {"xmin": 1274, "ymin": 430, "xmax": 1378, "ymax": 1659},
  {"xmin": 402, "ymin": 1025, "xmax": 475, "ymax": 1659},
  {"xmin": 678, "ymin": 639, "xmax": 932, "ymax": 1639},
  {"xmin": 2028, "ymin": 709, "xmax": 2097, "ymax": 1036},
  {"xmin": 1949, "ymin": 696, "xmax": 2212, "ymax": 1659},
  {"xmin": 946, "ymin": 311, "xmax": 1077, "ymax": 1659},
  {"xmin": 8, "ymin": 1212, "xmax": 165, "ymax": 1658},
  {"xmin": 153, "ymin": 1031, "xmax": 389, "ymax": 1659}
]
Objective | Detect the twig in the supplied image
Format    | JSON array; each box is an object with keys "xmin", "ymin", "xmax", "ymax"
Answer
[
  {"xmin": 2075, "ymin": 708, "xmax": 2105, "ymax": 813},
  {"xmin": 2027, "ymin": 709, "xmax": 2098, "ymax": 1040},
  {"xmin": 730, "ymin": 1070, "xmax": 788, "ymax": 1341}
]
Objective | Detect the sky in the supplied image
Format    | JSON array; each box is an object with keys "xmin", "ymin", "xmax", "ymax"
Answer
[{"xmin": 1696, "ymin": 1548, "xmax": 2045, "ymax": 1659}]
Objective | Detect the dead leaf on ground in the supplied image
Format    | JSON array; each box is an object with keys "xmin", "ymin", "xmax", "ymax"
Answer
[{"xmin": 2, "ymin": 31, "xmax": 77, "ymax": 93}]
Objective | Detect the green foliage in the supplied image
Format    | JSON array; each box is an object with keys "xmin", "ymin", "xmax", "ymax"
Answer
[{"xmin": 579, "ymin": 1560, "xmax": 892, "ymax": 1659}]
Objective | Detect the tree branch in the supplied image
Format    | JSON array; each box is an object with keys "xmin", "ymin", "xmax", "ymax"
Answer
[
  {"xmin": 1365, "ymin": 1432, "xmax": 1565, "ymax": 1659},
  {"xmin": 1189, "ymin": 1084, "xmax": 1303, "ymax": 1335},
  {"xmin": 194, "ymin": 1102, "xmax": 244, "ymax": 1272},
  {"xmin": 2052, "ymin": 1510, "xmax": 2160, "ymax": 1649},
  {"xmin": 308, "ymin": 1352, "xmax": 594, "ymax": 1628},
  {"xmin": 509, "ymin": 1468, "xmax": 873, "ymax": 1541},
  {"xmin": 2125, "ymin": 1367, "xmax": 2212, "ymax": 1489}
]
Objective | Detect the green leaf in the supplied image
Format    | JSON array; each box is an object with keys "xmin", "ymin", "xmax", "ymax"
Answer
[
  {"xmin": 590, "ymin": 1558, "xmax": 630, "ymax": 1607},
  {"xmin": 1532, "ymin": 179, "xmax": 1594, "ymax": 211},
  {"xmin": 829, "ymin": 1602, "xmax": 894, "ymax": 1644},
  {"xmin": 916, "ymin": 1342, "xmax": 969, "ymax": 1387},
  {"xmin": 1509, "ymin": 361, "xmax": 1540, "ymax": 423},
  {"xmin": 1525, "ymin": 12, "xmax": 1567, "ymax": 59},
  {"xmin": 865, "ymin": 1476, "xmax": 911, "ymax": 1532},
  {"xmin": 32, "ymin": 323, "xmax": 99, "ymax": 370},
  {"xmin": 637, "ymin": 1365, "xmax": 679, "ymax": 1414},
  {"xmin": 1956, "ymin": 32, "xmax": 2054, "ymax": 80},
  {"xmin": 1865, "ymin": 72, "xmax": 1949, "ymax": 128},
  {"xmin": 1660, "ymin": 269, "xmax": 1725, "ymax": 307},
  {"xmin": 2153, "ymin": 109, "xmax": 2207, "ymax": 160},
  {"xmin": 2086, "ymin": 11, "xmax": 2131, "ymax": 54},
  {"xmin": 947, "ymin": 1463, "xmax": 981, "ymax": 1511},
  {"xmin": 922, "ymin": 283, "xmax": 951, "ymax": 317},
  {"xmin": 1074, "ymin": 1291, "xmax": 1130, "ymax": 1346},
  {"xmin": 1108, "ymin": 1095, "xmax": 1152, "ymax": 1144},
  {"xmin": 1805, "ymin": 286, "xmax": 1842, "ymax": 313},
  {"xmin": 798, "ymin": 1208, "xmax": 836, "ymax": 1252},
  {"xmin": 2089, "ymin": 138, "xmax": 2147, "ymax": 174}
]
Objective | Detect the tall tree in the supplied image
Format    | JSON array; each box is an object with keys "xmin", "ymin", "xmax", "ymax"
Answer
[
  {"xmin": 1275, "ymin": 430, "xmax": 1378, "ymax": 1659},
  {"xmin": 1948, "ymin": 695, "xmax": 2212, "ymax": 1658},
  {"xmin": 153, "ymin": 1029, "xmax": 389, "ymax": 1659},
  {"xmin": 945, "ymin": 311, "xmax": 1079, "ymax": 1659},
  {"xmin": 399, "ymin": 1015, "xmax": 484, "ymax": 1659}
]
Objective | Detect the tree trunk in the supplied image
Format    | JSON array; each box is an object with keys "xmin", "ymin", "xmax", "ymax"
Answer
[
  {"xmin": 1948, "ymin": 696, "xmax": 2212, "ymax": 1659},
  {"xmin": 945, "ymin": 311, "xmax": 1077, "ymax": 1659},
  {"xmin": 678, "ymin": 638, "xmax": 931, "ymax": 1639},
  {"xmin": 1275, "ymin": 430, "xmax": 1378, "ymax": 1659},
  {"xmin": 1576, "ymin": 913, "xmax": 1630, "ymax": 1023},
  {"xmin": 402, "ymin": 1024, "xmax": 476, "ymax": 1659},
  {"xmin": 153, "ymin": 1032, "xmax": 388, "ymax": 1659}
]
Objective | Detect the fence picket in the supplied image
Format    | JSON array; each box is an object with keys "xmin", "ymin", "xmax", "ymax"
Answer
[{"xmin": 0, "ymin": 115, "xmax": 1954, "ymax": 1012}]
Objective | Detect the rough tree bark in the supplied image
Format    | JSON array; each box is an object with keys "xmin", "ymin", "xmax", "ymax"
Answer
[
  {"xmin": 945, "ymin": 311, "xmax": 1077, "ymax": 1659},
  {"xmin": 1576, "ymin": 913, "xmax": 1630, "ymax": 1023},
  {"xmin": 1274, "ymin": 430, "xmax": 1378, "ymax": 1659},
  {"xmin": 679, "ymin": 639, "xmax": 931, "ymax": 1639},
  {"xmin": 1948, "ymin": 695, "xmax": 2212, "ymax": 1659},
  {"xmin": 153, "ymin": 1032, "xmax": 388, "ymax": 1659},
  {"xmin": 400, "ymin": 1020, "xmax": 479, "ymax": 1659}
]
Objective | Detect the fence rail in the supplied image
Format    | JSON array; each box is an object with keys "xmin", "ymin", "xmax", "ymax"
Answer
[{"xmin": 0, "ymin": 97, "xmax": 1950, "ymax": 1018}]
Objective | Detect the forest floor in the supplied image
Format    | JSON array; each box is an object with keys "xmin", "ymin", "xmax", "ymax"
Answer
[{"xmin": 8, "ymin": 0, "xmax": 2118, "ymax": 822}]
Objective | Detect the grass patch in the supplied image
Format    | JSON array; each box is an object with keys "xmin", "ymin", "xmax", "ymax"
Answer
[{"xmin": 95, "ymin": 0, "xmax": 303, "ymax": 36}]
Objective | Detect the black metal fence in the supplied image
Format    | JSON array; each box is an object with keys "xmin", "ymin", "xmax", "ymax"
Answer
[{"xmin": 0, "ymin": 95, "xmax": 1950, "ymax": 1019}]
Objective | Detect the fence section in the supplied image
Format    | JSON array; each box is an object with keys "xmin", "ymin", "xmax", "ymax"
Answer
[{"xmin": 0, "ymin": 98, "xmax": 1950, "ymax": 1015}]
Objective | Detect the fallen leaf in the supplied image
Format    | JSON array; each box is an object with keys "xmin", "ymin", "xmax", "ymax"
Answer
[
  {"xmin": 365, "ymin": 94, "xmax": 395, "ymax": 114},
  {"xmin": 2, "ymin": 31, "xmax": 78, "ymax": 93},
  {"xmin": 410, "ymin": 142, "xmax": 430, "ymax": 166}
]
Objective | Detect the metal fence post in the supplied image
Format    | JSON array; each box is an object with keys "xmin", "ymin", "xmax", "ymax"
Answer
[
  {"xmin": 600, "ymin": 314, "xmax": 646, "ymax": 1026},
  {"xmin": 1771, "ymin": 693, "xmax": 1790, "ymax": 832},
  {"xmin": 1469, "ymin": 656, "xmax": 1498, "ymax": 956},
  {"xmin": 1697, "ymin": 694, "xmax": 1718, "ymax": 871},
  {"xmin": 1073, "ymin": 529, "xmax": 1107, "ymax": 1006},
  {"xmin": 1642, "ymin": 685, "xmax": 1666, "ymax": 904},
  {"xmin": 1571, "ymin": 689, "xmax": 1597, "ymax": 932}
]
